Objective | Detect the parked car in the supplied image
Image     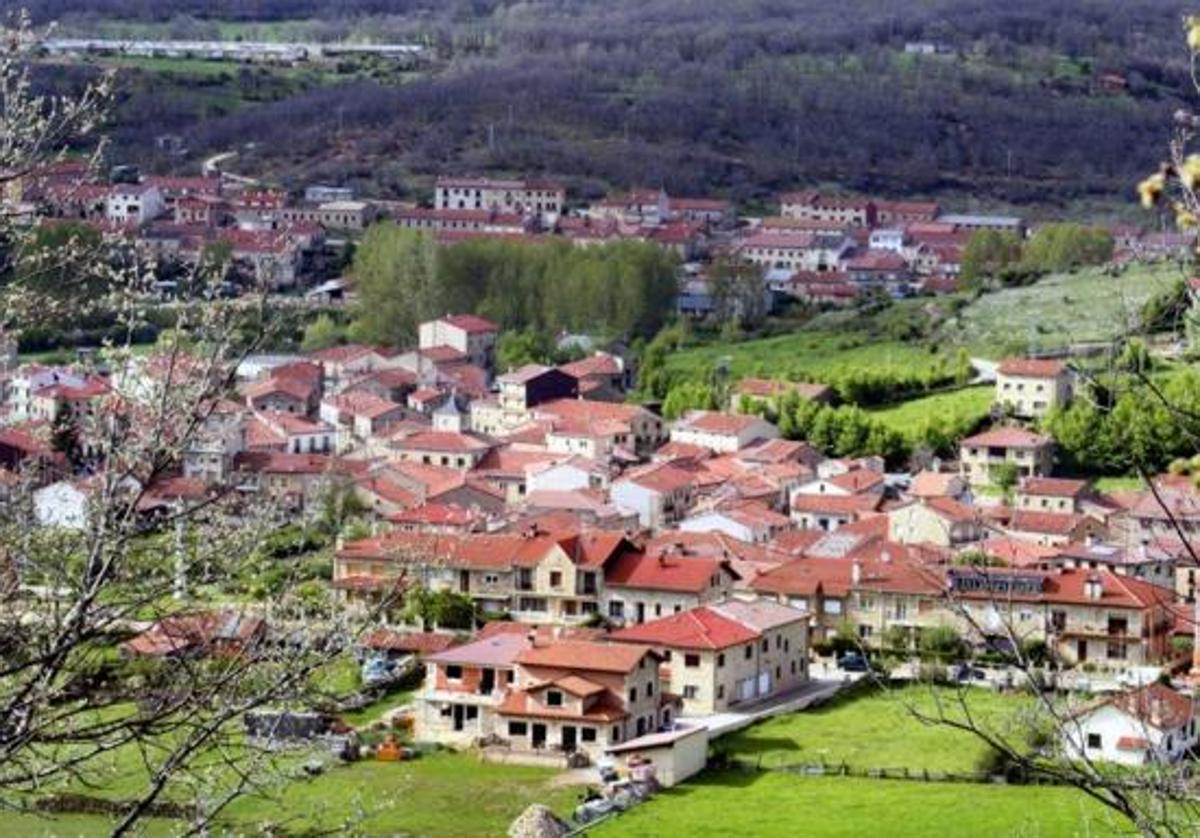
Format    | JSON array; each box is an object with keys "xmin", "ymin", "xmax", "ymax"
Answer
[
  {"xmin": 953, "ymin": 663, "xmax": 987, "ymax": 682},
  {"xmin": 837, "ymin": 652, "xmax": 870, "ymax": 672}
]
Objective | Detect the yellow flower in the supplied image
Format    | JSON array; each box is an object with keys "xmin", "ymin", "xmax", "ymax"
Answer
[
  {"xmin": 1177, "ymin": 207, "xmax": 1198, "ymax": 229},
  {"xmin": 1137, "ymin": 173, "xmax": 1165, "ymax": 208},
  {"xmin": 1188, "ymin": 17, "xmax": 1200, "ymax": 51},
  {"xmin": 1182, "ymin": 155, "xmax": 1200, "ymax": 190}
]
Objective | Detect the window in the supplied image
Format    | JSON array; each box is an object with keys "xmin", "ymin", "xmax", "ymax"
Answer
[
  {"xmin": 717, "ymin": 653, "xmax": 726, "ymax": 668},
  {"xmin": 609, "ymin": 601, "xmax": 625, "ymax": 619},
  {"xmin": 744, "ymin": 645, "xmax": 753, "ymax": 660},
  {"xmin": 684, "ymin": 654, "xmax": 701, "ymax": 668},
  {"xmin": 646, "ymin": 681, "xmax": 654, "ymax": 697},
  {"xmin": 824, "ymin": 599, "xmax": 843, "ymax": 615},
  {"xmin": 466, "ymin": 706, "xmax": 478, "ymax": 720},
  {"xmin": 546, "ymin": 690, "xmax": 563, "ymax": 707},
  {"xmin": 683, "ymin": 685, "xmax": 699, "ymax": 699},
  {"xmin": 612, "ymin": 726, "xmax": 621, "ymax": 743},
  {"xmin": 445, "ymin": 665, "xmax": 463, "ymax": 680},
  {"xmin": 549, "ymin": 571, "xmax": 563, "ymax": 588},
  {"xmin": 858, "ymin": 625, "xmax": 873, "ymax": 639},
  {"xmin": 581, "ymin": 727, "xmax": 597, "ymax": 742},
  {"xmin": 628, "ymin": 687, "xmax": 637, "ymax": 702},
  {"xmin": 717, "ymin": 685, "xmax": 725, "ymax": 700},
  {"xmin": 1086, "ymin": 733, "xmax": 1102, "ymax": 750}
]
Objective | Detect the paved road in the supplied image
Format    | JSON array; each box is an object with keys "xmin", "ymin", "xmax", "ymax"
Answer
[
  {"xmin": 679, "ymin": 678, "xmax": 849, "ymax": 737},
  {"xmin": 970, "ymin": 357, "xmax": 998, "ymax": 384}
]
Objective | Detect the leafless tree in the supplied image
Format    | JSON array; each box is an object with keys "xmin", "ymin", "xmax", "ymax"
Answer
[{"xmin": 0, "ymin": 17, "xmax": 398, "ymax": 836}]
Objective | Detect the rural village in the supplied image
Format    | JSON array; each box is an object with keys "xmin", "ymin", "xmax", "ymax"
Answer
[{"xmin": 5, "ymin": 139, "xmax": 1200, "ymax": 836}]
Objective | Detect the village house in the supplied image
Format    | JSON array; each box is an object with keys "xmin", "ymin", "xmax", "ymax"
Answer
[
  {"xmin": 670, "ymin": 411, "xmax": 779, "ymax": 454},
  {"xmin": 887, "ymin": 497, "xmax": 985, "ymax": 547},
  {"xmin": 533, "ymin": 399, "xmax": 666, "ymax": 459},
  {"xmin": 609, "ymin": 599, "xmax": 809, "ymax": 715},
  {"xmin": 234, "ymin": 452, "xmax": 361, "ymax": 514},
  {"xmin": 392, "ymin": 430, "xmax": 496, "ymax": 470},
  {"xmin": 1040, "ymin": 541, "xmax": 1179, "ymax": 591},
  {"xmin": 497, "ymin": 640, "xmax": 676, "ymax": 760},
  {"xmin": 1061, "ymin": 683, "xmax": 1197, "ymax": 766},
  {"xmin": 1004, "ymin": 510, "xmax": 1106, "ymax": 548},
  {"xmin": 246, "ymin": 411, "xmax": 335, "ymax": 455},
  {"xmin": 959, "ymin": 426, "xmax": 1055, "ymax": 486},
  {"xmin": 418, "ymin": 314, "xmax": 500, "ymax": 372},
  {"xmin": 679, "ymin": 502, "xmax": 793, "ymax": 544},
  {"xmin": 602, "ymin": 546, "xmax": 740, "ymax": 625},
  {"xmin": 995, "ymin": 358, "xmax": 1073, "ymax": 419},
  {"xmin": 334, "ymin": 529, "xmax": 642, "ymax": 625},
  {"xmin": 104, "ymin": 182, "xmax": 165, "ymax": 226},
  {"xmin": 1015, "ymin": 477, "xmax": 1091, "ymax": 514},
  {"xmin": 435, "ymin": 176, "xmax": 565, "ymax": 222},
  {"xmin": 416, "ymin": 629, "xmax": 527, "ymax": 746},
  {"xmin": 779, "ymin": 192, "xmax": 877, "ymax": 227},
  {"xmin": 319, "ymin": 392, "xmax": 408, "ymax": 451},
  {"xmin": 611, "ymin": 461, "xmax": 697, "ymax": 529},
  {"xmin": 557, "ymin": 352, "xmax": 630, "ymax": 400}
]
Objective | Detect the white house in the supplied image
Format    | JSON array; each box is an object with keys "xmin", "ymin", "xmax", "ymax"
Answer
[
  {"xmin": 679, "ymin": 503, "xmax": 792, "ymax": 544},
  {"xmin": 611, "ymin": 462, "xmax": 696, "ymax": 529},
  {"xmin": 526, "ymin": 456, "xmax": 608, "ymax": 494},
  {"xmin": 1062, "ymin": 683, "xmax": 1197, "ymax": 767},
  {"xmin": 670, "ymin": 411, "xmax": 778, "ymax": 454},
  {"xmin": 105, "ymin": 183, "xmax": 165, "ymax": 226}
]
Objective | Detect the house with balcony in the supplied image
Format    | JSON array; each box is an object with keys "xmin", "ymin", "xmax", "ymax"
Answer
[
  {"xmin": 333, "ymin": 528, "xmax": 637, "ymax": 625},
  {"xmin": 497, "ymin": 640, "xmax": 675, "ymax": 761},
  {"xmin": 959, "ymin": 426, "xmax": 1055, "ymax": 486},
  {"xmin": 609, "ymin": 600, "xmax": 808, "ymax": 715},
  {"xmin": 416, "ymin": 629, "xmax": 526, "ymax": 745}
]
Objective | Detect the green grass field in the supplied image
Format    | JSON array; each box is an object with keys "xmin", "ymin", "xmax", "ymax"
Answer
[
  {"xmin": 662, "ymin": 331, "xmax": 950, "ymax": 386},
  {"xmin": 586, "ymin": 771, "xmax": 1130, "ymax": 837},
  {"xmin": 721, "ymin": 686, "xmax": 1030, "ymax": 774},
  {"xmin": 11, "ymin": 752, "xmax": 577, "ymax": 837},
  {"xmin": 660, "ymin": 263, "xmax": 1180, "ymax": 395},
  {"xmin": 940, "ymin": 263, "xmax": 1180, "ymax": 354},
  {"xmin": 866, "ymin": 385, "xmax": 993, "ymax": 441}
]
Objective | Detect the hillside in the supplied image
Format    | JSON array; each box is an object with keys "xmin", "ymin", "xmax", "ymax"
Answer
[
  {"xmin": 36, "ymin": 0, "xmax": 1196, "ymax": 212},
  {"xmin": 657, "ymin": 261, "xmax": 1182, "ymax": 391}
]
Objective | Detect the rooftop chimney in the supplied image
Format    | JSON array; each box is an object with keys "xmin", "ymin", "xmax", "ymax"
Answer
[{"xmin": 851, "ymin": 560, "xmax": 862, "ymax": 586}]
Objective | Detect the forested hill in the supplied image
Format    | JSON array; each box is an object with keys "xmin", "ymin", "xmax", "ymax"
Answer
[{"xmin": 37, "ymin": 0, "xmax": 1199, "ymax": 211}]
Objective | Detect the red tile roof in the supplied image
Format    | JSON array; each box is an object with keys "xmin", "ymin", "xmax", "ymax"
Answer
[
  {"xmin": 998, "ymin": 358, "xmax": 1067, "ymax": 378},
  {"xmin": 1019, "ymin": 477, "xmax": 1089, "ymax": 497},
  {"xmin": 609, "ymin": 607, "xmax": 758, "ymax": 650},
  {"xmin": 1008, "ymin": 510, "xmax": 1086, "ymax": 535},
  {"xmin": 441, "ymin": 313, "xmax": 499, "ymax": 334},
  {"xmin": 961, "ymin": 427, "xmax": 1052, "ymax": 448},
  {"xmin": 1109, "ymin": 683, "xmax": 1194, "ymax": 731},
  {"xmin": 605, "ymin": 551, "xmax": 736, "ymax": 593},
  {"xmin": 516, "ymin": 640, "xmax": 657, "ymax": 673}
]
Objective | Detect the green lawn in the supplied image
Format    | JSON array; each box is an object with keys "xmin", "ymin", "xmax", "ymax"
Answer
[
  {"xmin": 1093, "ymin": 475, "xmax": 1147, "ymax": 493},
  {"xmin": 13, "ymin": 752, "xmax": 576, "ymax": 837},
  {"xmin": 662, "ymin": 330, "xmax": 950, "ymax": 386},
  {"xmin": 721, "ymin": 686, "xmax": 1032, "ymax": 774},
  {"xmin": 586, "ymin": 771, "xmax": 1131, "ymax": 837},
  {"xmin": 218, "ymin": 751, "xmax": 579, "ymax": 836},
  {"xmin": 866, "ymin": 385, "xmax": 993, "ymax": 441},
  {"xmin": 940, "ymin": 262, "xmax": 1180, "ymax": 354}
]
